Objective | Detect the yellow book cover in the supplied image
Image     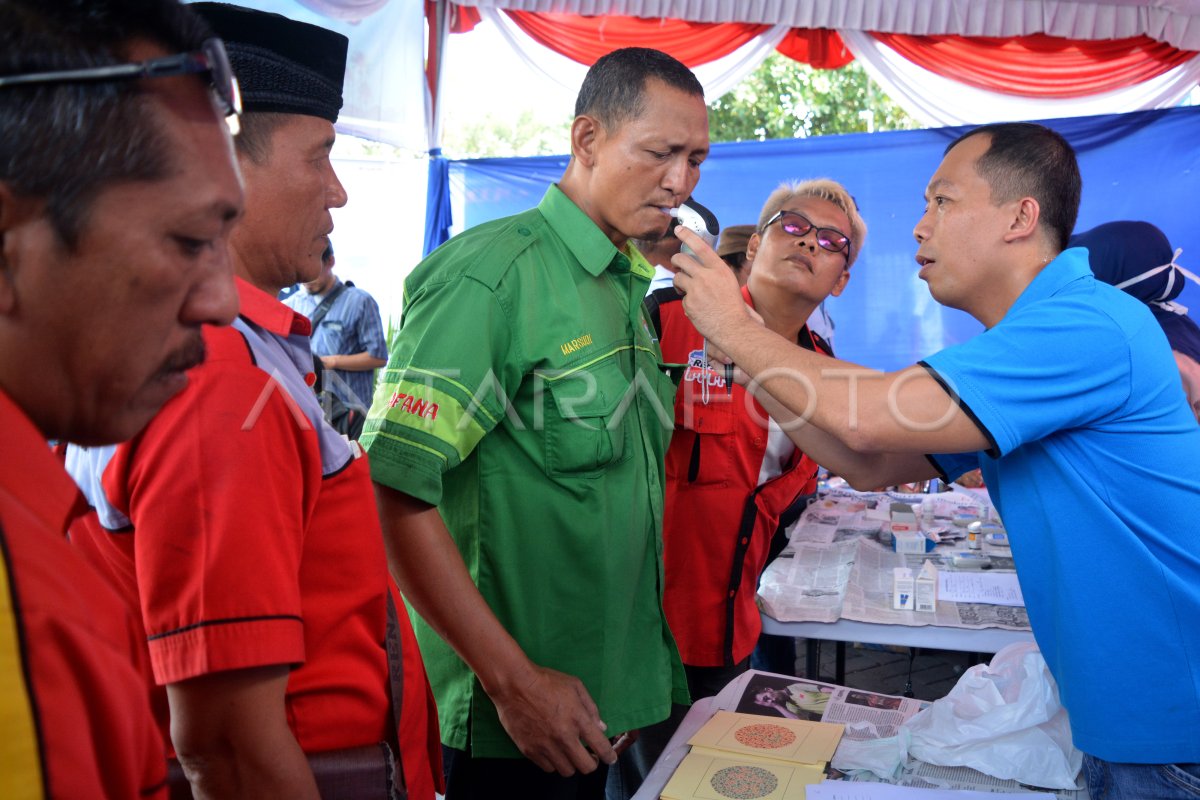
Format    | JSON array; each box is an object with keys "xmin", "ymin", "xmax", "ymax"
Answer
[
  {"xmin": 660, "ymin": 749, "xmax": 824, "ymax": 800},
  {"xmin": 686, "ymin": 710, "xmax": 844, "ymax": 765},
  {"xmin": 688, "ymin": 745, "xmax": 824, "ymax": 772}
]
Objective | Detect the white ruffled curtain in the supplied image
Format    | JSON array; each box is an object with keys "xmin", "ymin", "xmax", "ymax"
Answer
[
  {"xmin": 186, "ymin": 0, "xmax": 427, "ymax": 149},
  {"xmin": 478, "ymin": 7, "xmax": 1200, "ymax": 130},
  {"xmin": 293, "ymin": 0, "xmax": 389, "ymax": 22}
]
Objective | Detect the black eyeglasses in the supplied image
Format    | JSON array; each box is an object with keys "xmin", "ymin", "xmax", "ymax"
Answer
[
  {"xmin": 764, "ymin": 209, "xmax": 852, "ymax": 261},
  {"xmin": 0, "ymin": 38, "xmax": 241, "ymax": 120}
]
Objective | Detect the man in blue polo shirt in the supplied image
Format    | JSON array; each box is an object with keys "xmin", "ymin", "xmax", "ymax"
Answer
[
  {"xmin": 674, "ymin": 122, "xmax": 1200, "ymax": 799},
  {"xmin": 284, "ymin": 241, "xmax": 388, "ymax": 417}
]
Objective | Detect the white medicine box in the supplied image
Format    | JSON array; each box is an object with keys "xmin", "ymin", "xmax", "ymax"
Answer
[
  {"xmin": 915, "ymin": 560, "xmax": 938, "ymax": 612},
  {"xmin": 893, "ymin": 530, "xmax": 930, "ymax": 554},
  {"xmin": 890, "ymin": 502, "xmax": 917, "ymax": 533},
  {"xmin": 892, "ymin": 567, "xmax": 915, "ymax": 610}
]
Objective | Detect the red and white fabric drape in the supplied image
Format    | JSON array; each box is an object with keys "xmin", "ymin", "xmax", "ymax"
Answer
[
  {"xmin": 469, "ymin": 7, "xmax": 1200, "ymax": 126},
  {"xmin": 477, "ymin": 8, "xmax": 793, "ymax": 101},
  {"xmin": 844, "ymin": 30, "xmax": 1200, "ymax": 126}
]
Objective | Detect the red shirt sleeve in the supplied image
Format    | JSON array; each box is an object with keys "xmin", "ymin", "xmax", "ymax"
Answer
[{"xmin": 113, "ymin": 327, "xmax": 318, "ymax": 685}]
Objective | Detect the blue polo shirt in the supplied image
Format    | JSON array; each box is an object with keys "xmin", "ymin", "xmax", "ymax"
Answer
[{"xmin": 925, "ymin": 247, "xmax": 1200, "ymax": 764}]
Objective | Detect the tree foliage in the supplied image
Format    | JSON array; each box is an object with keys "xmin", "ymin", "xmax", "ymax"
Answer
[
  {"xmin": 708, "ymin": 55, "xmax": 919, "ymax": 142},
  {"xmin": 444, "ymin": 108, "xmax": 572, "ymax": 158}
]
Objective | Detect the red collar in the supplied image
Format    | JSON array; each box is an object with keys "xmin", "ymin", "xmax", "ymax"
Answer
[
  {"xmin": 741, "ymin": 284, "xmax": 755, "ymax": 310},
  {"xmin": 235, "ymin": 277, "xmax": 312, "ymax": 337},
  {"xmin": 0, "ymin": 388, "xmax": 81, "ymax": 535}
]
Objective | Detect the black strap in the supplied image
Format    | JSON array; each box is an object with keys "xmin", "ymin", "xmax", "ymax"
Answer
[
  {"xmin": 310, "ymin": 283, "xmax": 348, "ymax": 329},
  {"xmin": 384, "ymin": 592, "xmax": 408, "ymax": 800},
  {"xmin": 723, "ymin": 485, "xmax": 766, "ymax": 666},
  {"xmin": 687, "ymin": 435, "xmax": 702, "ymax": 484},
  {"xmin": 168, "ymin": 745, "xmax": 399, "ymax": 800},
  {"xmin": 644, "ymin": 286, "xmax": 682, "ymax": 342}
]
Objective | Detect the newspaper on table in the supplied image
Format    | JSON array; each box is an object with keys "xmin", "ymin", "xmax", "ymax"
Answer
[
  {"xmin": 808, "ymin": 784, "xmax": 1053, "ymax": 799},
  {"xmin": 758, "ymin": 489, "xmax": 1030, "ymax": 631},
  {"xmin": 734, "ymin": 671, "xmax": 926, "ymax": 741},
  {"xmin": 630, "ymin": 670, "xmax": 1087, "ymax": 800},
  {"xmin": 843, "ymin": 760, "xmax": 1074, "ymax": 797}
]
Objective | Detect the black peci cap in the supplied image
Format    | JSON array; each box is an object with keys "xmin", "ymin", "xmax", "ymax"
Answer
[{"xmin": 191, "ymin": 2, "xmax": 347, "ymax": 122}]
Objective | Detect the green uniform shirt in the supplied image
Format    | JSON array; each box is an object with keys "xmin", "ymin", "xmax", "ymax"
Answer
[{"xmin": 362, "ymin": 185, "xmax": 689, "ymax": 758}]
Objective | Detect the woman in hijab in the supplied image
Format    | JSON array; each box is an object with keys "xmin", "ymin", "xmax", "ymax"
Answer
[{"xmin": 1071, "ymin": 221, "xmax": 1200, "ymax": 424}]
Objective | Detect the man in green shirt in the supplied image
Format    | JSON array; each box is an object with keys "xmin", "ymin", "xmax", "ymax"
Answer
[{"xmin": 362, "ymin": 48, "xmax": 710, "ymax": 798}]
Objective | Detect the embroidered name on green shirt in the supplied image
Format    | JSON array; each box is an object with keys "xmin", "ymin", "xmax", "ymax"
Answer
[
  {"xmin": 387, "ymin": 390, "xmax": 439, "ymax": 420},
  {"xmin": 560, "ymin": 333, "xmax": 593, "ymax": 356}
]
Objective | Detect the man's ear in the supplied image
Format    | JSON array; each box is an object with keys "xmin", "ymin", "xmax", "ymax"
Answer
[
  {"xmin": 0, "ymin": 183, "xmax": 30, "ymax": 315},
  {"xmin": 830, "ymin": 267, "xmax": 850, "ymax": 298},
  {"xmin": 744, "ymin": 231, "xmax": 762, "ymax": 263},
  {"xmin": 570, "ymin": 114, "xmax": 600, "ymax": 168},
  {"xmin": 0, "ymin": 184, "xmax": 51, "ymax": 316},
  {"xmin": 1003, "ymin": 196, "xmax": 1041, "ymax": 244}
]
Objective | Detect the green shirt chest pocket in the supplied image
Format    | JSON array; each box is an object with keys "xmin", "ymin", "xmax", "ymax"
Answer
[{"xmin": 542, "ymin": 357, "xmax": 631, "ymax": 477}]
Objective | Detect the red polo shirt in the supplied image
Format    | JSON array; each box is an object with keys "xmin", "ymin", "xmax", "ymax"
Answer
[
  {"xmin": 0, "ymin": 389, "xmax": 165, "ymax": 799},
  {"xmin": 68, "ymin": 280, "xmax": 441, "ymax": 798}
]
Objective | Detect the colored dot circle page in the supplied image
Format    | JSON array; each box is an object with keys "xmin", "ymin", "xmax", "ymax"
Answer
[
  {"xmin": 709, "ymin": 765, "xmax": 780, "ymax": 799},
  {"xmin": 734, "ymin": 723, "xmax": 797, "ymax": 750}
]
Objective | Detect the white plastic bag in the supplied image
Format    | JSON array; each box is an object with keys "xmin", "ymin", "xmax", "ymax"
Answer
[
  {"xmin": 830, "ymin": 723, "xmax": 910, "ymax": 781},
  {"xmin": 903, "ymin": 642, "xmax": 1082, "ymax": 789}
]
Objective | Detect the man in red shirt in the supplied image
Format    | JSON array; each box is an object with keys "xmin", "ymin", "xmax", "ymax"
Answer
[
  {"xmin": 65, "ymin": 5, "xmax": 442, "ymax": 799},
  {"xmin": 655, "ymin": 179, "xmax": 866, "ymax": 685},
  {"xmin": 0, "ymin": 1, "xmax": 243, "ymax": 796}
]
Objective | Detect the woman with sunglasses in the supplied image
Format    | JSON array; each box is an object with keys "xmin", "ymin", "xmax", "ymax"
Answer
[{"xmin": 616, "ymin": 179, "xmax": 867, "ymax": 797}]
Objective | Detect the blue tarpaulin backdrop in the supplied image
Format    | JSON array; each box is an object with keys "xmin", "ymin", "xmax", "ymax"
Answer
[{"xmin": 429, "ymin": 105, "xmax": 1200, "ymax": 371}]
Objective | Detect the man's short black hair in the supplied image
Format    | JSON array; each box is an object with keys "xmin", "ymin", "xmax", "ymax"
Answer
[
  {"xmin": 574, "ymin": 47, "xmax": 703, "ymax": 132},
  {"xmin": 948, "ymin": 122, "xmax": 1082, "ymax": 252},
  {"xmin": 0, "ymin": 0, "xmax": 210, "ymax": 249},
  {"xmin": 720, "ymin": 252, "xmax": 748, "ymax": 273},
  {"xmin": 233, "ymin": 111, "xmax": 289, "ymax": 164}
]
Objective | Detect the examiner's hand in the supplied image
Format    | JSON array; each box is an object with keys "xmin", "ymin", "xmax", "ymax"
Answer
[
  {"xmin": 703, "ymin": 304, "xmax": 765, "ymax": 372},
  {"xmin": 672, "ymin": 227, "xmax": 757, "ymax": 346},
  {"xmin": 490, "ymin": 664, "xmax": 614, "ymax": 776}
]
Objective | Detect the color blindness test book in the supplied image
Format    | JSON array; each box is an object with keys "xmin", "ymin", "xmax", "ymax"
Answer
[
  {"xmin": 686, "ymin": 710, "xmax": 844, "ymax": 765},
  {"xmin": 660, "ymin": 750, "xmax": 824, "ymax": 800}
]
